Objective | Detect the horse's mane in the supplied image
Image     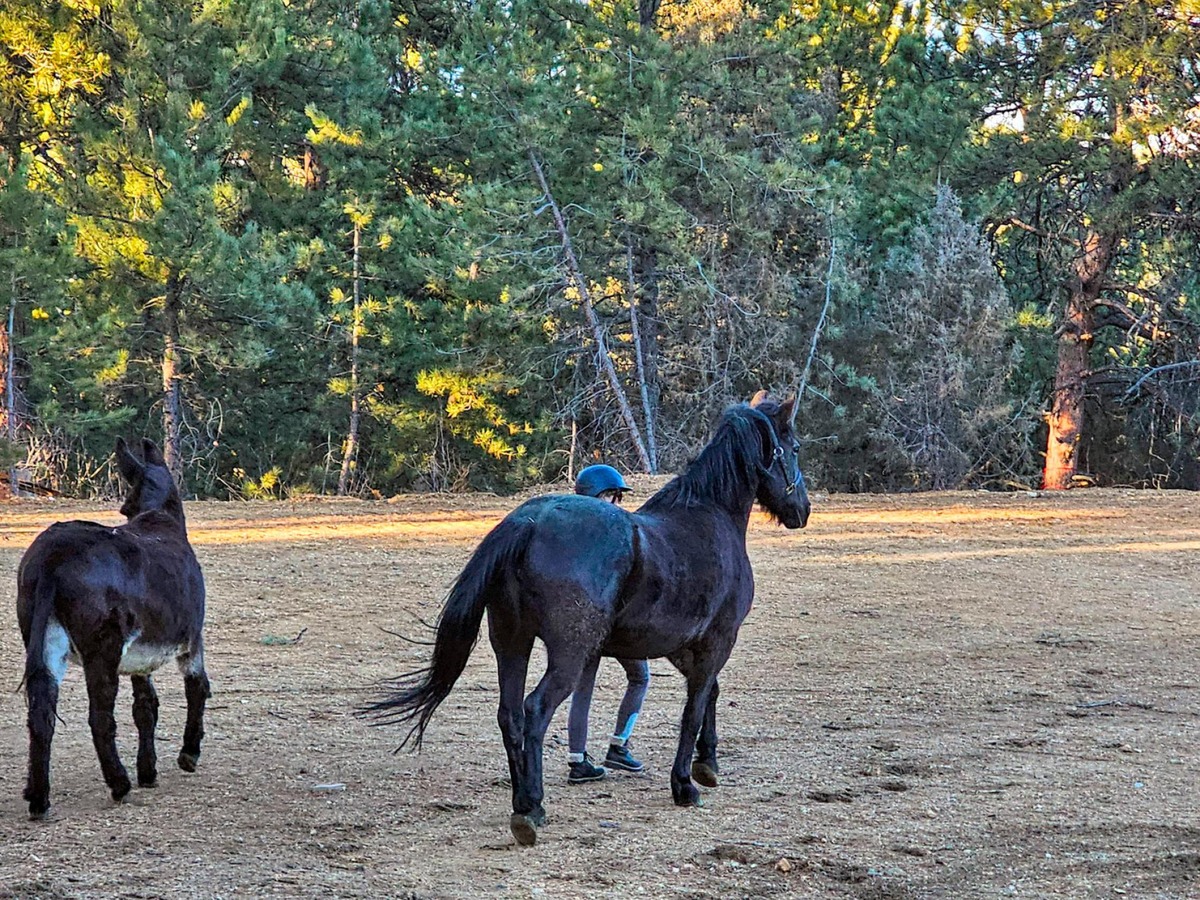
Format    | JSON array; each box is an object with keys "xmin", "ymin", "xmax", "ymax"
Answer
[{"xmin": 640, "ymin": 402, "xmax": 776, "ymax": 512}]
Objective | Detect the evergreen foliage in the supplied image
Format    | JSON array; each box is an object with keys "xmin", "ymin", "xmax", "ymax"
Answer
[{"xmin": 1, "ymin": 0, "xmax": 1197, "ymax": 495}]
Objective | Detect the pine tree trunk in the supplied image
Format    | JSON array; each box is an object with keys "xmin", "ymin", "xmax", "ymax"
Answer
[
  {"xmin": 627, "ymin": 238, "xmax": 659, "ymax": 473},
  {"xmin": 0, "ymin": 288, "xmax": 14, "ymax": 500},
  {"xmin": 161, "ymin": 272, "xmax": 184, "ymax": 486},
  {"xmin": 1042, "ymin": 230, "xmax": 1115, "ymax": 490},
  {"xmin": 338, "ymin": 222, "xmax": 362, "ymax": 495}
]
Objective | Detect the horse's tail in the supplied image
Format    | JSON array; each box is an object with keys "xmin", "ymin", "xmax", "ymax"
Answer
[{"xmin": 362, "ymin": 513, "xmax": 534, "ymax": 750}]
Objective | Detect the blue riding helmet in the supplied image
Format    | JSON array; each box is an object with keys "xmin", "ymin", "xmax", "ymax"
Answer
[{"xmin": 574, "ymin": 464, "xmax": 629, "ymax": 498}]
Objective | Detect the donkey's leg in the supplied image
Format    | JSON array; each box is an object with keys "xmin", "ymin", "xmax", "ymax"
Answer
[
  {"xmin": 82, "ymin": 656, "xmax": 132, "ymax": 803},
  {"xmin": 177, "ymin": 644, "xmax": 211, "ymax": 773},
  {"xmin": 667, "ymin": 643, "xmax": 732, "ymax": 807},
  {"xmin": 24, "ymin": 627, "xmax": 68, "ymax": 819},
  {"xmin": 509, "ymin": 647, "xmax": 592, "ymax": 846},
  {"xmin": 24, "ymin": 667, "xmax": 59, "ymax": 818},
  {"xmin": 693, "ymin": 678, "xmax": 720, "ymax": 788},
  {"xmin": 131, "ymin": 675, "xmax": 159, "ymax": 787}
]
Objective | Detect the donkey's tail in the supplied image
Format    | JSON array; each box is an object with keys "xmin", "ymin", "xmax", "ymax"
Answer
[
  {"xmin": 361, "ymin": 513, "xmax": 534, "ymax": 750},
  {"xmin": 20, "ymin": 573, "xmax": 57, "ymax": 692}
]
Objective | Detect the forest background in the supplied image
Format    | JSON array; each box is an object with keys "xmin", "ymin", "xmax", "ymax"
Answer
[{"xmin": 2, "ymin": 0, "xmax": 1198, "ymax": 499}]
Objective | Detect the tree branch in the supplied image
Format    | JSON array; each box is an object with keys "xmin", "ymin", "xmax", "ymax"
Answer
[{"xmin": 527, "ymin": 150, "xmax": 652, "ymax": 472}]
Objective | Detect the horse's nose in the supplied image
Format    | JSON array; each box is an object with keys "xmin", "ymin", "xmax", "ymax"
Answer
[{"xmin": 795, "ymin": 493, "xmax": 811, "ymax": 528}]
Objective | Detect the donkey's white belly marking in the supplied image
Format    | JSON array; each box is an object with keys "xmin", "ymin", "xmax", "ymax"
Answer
[
  {"xmin": 43, "ymin": 618, "xmax": 72, "ymax": 685},
  {"xmin": 119, "ymin": 640, "xmax": 183, "ymax": 675}
]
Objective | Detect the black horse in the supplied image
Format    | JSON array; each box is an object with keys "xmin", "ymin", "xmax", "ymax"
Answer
[
  {"xmin": 367, "ymin": 392, "xmax": 810, "ymax": 845},
  {"xmin": 17, "ymin": 438, "xmax": 210, "ymax": 819}
]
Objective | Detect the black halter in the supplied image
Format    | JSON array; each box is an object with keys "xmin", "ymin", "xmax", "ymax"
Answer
[{"xmin": 752, "ymin": 409, "xmax": 805, "ymax": 496}]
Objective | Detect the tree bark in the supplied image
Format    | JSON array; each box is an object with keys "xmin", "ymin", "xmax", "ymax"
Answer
[
  {"xmin": 0, "ymin": 287, "xmax": 14, "ymax": 500},
  {"xmin": 1042, "ymin": 229, "xmax": 1116, "ymax": 490},
  {"xmin": 528, "ymin": 150, "xmax": 653, "ymax": 473},
  {"xmin": 161, "ymin": 271, "xmax": 184, "ymax": 486},
  {"xmin": 338, "ymin": 221, "xmax": 362, "ymax": 495},
  {"xmin": 638, "ymin": 0, "xmax": 661, "ymax": 29},
  {"xmin": 626, "ymin": 237, "xmax": 659, "ymax": 473}
]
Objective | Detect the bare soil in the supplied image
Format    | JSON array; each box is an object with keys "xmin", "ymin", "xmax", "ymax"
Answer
[{"xmin": 0, "ymin": 487, "xmax": 1197, "ymax": 899}]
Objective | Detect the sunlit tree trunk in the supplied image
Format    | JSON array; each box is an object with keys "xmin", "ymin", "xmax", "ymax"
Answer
[
  {"xmin": 338, "ymin": 220, "xmax": 362, "ymax": 496},
  {"xmin": 1042, "ymin": 230, "xmax": 1116, "ymax": 490}
]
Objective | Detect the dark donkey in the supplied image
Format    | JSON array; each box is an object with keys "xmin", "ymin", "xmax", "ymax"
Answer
[
  {"xmin": 17, "ymin": 438, "xmax": 210, "ymax": 819},
  {"xmin": 366, "ymin": 392, "xmax": 810, "ymax": 845}
]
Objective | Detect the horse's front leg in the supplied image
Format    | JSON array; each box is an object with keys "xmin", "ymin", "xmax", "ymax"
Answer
[
  {"xmin": 177, "ymin": 642, "xmax": 211, "ymax": 772},
  {"xmin": 692, "ymin": 678, "xmax": 720, "ymax": 788},
  {"xmin": 668, "ymin": 643, "xmax": 731, "ymax": 807},
  {"xmin": 130, "ymin": 674, "xmax": 159, "ymax": 787}
]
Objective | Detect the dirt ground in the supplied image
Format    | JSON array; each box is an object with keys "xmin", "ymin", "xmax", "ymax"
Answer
[{"xmin": 0, "ymin": 486, "xmax": 1197, "ymax": 899}]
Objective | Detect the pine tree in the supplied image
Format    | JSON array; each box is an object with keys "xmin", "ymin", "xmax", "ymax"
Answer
[{"xmin": 953, "ymin": 0, "xmax": 1200, "ymax": 488}]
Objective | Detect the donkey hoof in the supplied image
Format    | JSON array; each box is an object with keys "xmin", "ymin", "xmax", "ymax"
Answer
[
  {"xmin": 111, "ymin": 779, "xmax": 133, "ymax": 803},
  {"xmin": 692, "ymin": 761, "xmax": 719, "ymax": 788},
  {"xmin": 178, "ymin": 751, "xmax": 200, "ymax": 773},
  {"xmin": 138, "ymin": 775, "xmax": 158, "ymax": 788},
  {"xmin": 28, "ymin": 801, "xmax": 50, "ymax": 821},
  {"xmin": 510, "ymin": 813, "xmax": 540, "ymax": 846}
]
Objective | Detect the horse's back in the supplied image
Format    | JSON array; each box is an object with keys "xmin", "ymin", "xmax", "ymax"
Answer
[
  {"xmin": 504, "ymin": 494, "xmax": 637, "ymax": 616},
  {"xmin": 601, "ymin": 507, "xmax": 754, "ymax": 659}
]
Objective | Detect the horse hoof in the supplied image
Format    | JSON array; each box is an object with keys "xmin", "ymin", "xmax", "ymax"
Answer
[
  {"xmin": 672, "ymin": 782, "xmax": 703, "ymax": 808},
  {"xmin": 138, "ymin": 776, "xmax": 157, "ymax": 788},
  {"xmin": 28, "ymin": 802, "xmax": 50, "ymax": 821},
  {"xmin": 510, "ymin": 813, "xmax": 539, "ymax": 846},
  {"xmin": 692, "ymin": 762, "xmax": 719, "ymax": 788},
  {"xmin": 178, "ymin": 751, "xmax": 199, "ymax": 773},
  {"xmin": 111, "ymin": 779, "xmax": 133, "ymax": 803}
]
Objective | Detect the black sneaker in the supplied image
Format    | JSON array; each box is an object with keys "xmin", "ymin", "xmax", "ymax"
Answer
[
  {"xmin": 605, "ymin": 742, "xmax": 645, "ymax": 773},
  {"xmin": 567, "ymin": 753, "xmax": 607, "ymax": 784}
]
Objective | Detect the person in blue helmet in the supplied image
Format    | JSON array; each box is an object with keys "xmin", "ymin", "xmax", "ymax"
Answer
[{"xmin": 565, "ymin": 464, "xmax": 650, "ymax": 783}]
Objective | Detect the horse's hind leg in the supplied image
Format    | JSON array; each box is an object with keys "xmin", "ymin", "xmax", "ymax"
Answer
[
  {"xmin": 492, "ymin": 635, "xmax": 533, "ymax": 824},
  {"xmin": 177, "ymin": 643, "xmax": 211, "ymax": 772},
  {"xmin": 82, "ymin": 656, "xmax": 132, "ymax": 803},
  {"xmin": 509, "ymin": 647, "xmax": 591, "ymax": 846},
  {"xmin": 131, "ymin": 675, "xmax": 159, "ymax": 787}
]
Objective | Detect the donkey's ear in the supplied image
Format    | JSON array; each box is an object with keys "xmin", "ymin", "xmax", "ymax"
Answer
[
  {"xmin": 115, "ymin": 438, "xmax": 143, "ymax": 482},
  {"xmin": 141, "ymin": 439, "xmax": 166, "ymax": 467},
  {"xmin": 749, "ymin": 390, "xmax": 771, "ymax": 408}
]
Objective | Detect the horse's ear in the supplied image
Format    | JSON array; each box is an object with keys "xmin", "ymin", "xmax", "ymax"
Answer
[
  {"xmin": 115, "ymin": 438, "xmax": 143, "ymax": 482},
  {"xmin": 780, "ymin": 396, "xmax": 796, "ymax": 427},
  {"xmin": 749, "ymin": 390, "xmax": 770, "ymax": 408},
  {"xmin": 141, "ymin": 439, "xmax": 166, "ymax": 467}
]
